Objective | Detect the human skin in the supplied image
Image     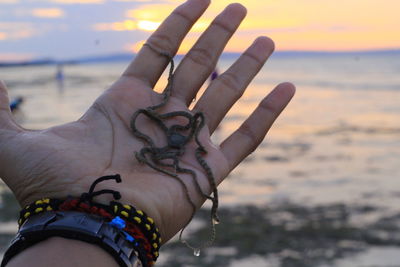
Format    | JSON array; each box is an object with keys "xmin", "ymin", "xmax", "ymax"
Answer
[{"xmin": 0, "ymin": 0, "xmax": 295, "ymax": 265}]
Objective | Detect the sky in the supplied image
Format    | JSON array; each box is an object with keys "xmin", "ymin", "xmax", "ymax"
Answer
[{"xmin": 0, "ymin": 0, "xmax": 399, "ymax": 61}]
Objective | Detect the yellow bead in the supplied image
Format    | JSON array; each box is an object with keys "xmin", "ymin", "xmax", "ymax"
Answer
[
  {"xmin": 35, "ymin": 200, "xmax": 43, "ymax": 205},
  {"xmin": 26, "ymin": 205, "xmax": 30, "ymax": 209},
  {"xmin": 35, "ymin": 207, "xmax": 43, "ymax": 213},
  {"xmin": 154, "ymin": 252, "xmax": 159, "ymax": 257},
  {"xmin": 153, "ymin": 243, "xmax": 158, "ymax": 249},
  {"xmin": 43, "ymin": 199, "xmax": 50, "ymax": 204},
  {"xmin": 24, "ymin": 212, "xmax": 31, "ymax": 218},
  {"xmin": 114, "ymin": 205, "xmax": 118, "ymax": 213},
  {"xmin": 121, "ymin": 211, "xmax": 129, "ymax": 218},
  {"xmin": 145, "ymin": 224, "xmax": 151, "ymax": 231},
  {"xmin": 136, "ymin": 210, "xmax": 144, "ymax": 216},
  {"xmin": 133, "ymin": 217, "xmax": 141, "ymax": 224},
  {"xmin": 123, "ymin": 204, "xmax": 131, "ymax": 210},
  {"xmin": 46, "ymin": 206, "xmax": 53, "ymax": 211},
  {"xmin": 18, "ymin": 219, "xmax": 22, "ymax": 225},
  {"xmin": 159, "ymin": 237, "xmax": 162, "ymax": 243},
  {"xmin": 147, "ymin": 217, "xmax": 154, "ymax": 224},
  {"xmin": 152, "ymin": 233, "xmax": 157, "ymax": 240}
]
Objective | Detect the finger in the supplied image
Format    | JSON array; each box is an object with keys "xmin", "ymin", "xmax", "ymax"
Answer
[
  {"xmin": 0, "ymin": 80, "xmax": 16, "ymax": 129},
  {"xmin": 0, "ymin": 80, "xmax": 11, "ymax": 113},
  {"xmin": 220, "ymin": 83, "xmax": 296, "ymax": 174},
  {"xmin": 122, "ymin": 0, "xmax": 211, "ymax": 87},
  {"xmin": 194, "ymin": 36, "xmax": 274, "ymax": 133},
  {"xmin": 172, "ymin": 3, "xmax": 247, "ymax": 105}
]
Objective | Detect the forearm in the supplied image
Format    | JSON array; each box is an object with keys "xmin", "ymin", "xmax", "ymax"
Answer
[{"xmin": 6, "ymin": 237, "xmax": 119, "ymax": 267}]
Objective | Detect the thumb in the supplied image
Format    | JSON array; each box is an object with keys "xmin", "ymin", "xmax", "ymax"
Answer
[
  {"xmin": 0, "ymin": 80, "xmax": 18, "ymax": 130},
  {"xmin": 0, "ymin": 80, "xmax": 11, "ymax": 112}
]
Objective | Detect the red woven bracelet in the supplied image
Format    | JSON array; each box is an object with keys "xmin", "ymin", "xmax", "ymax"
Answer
[{"xmin": 17, "ymin": 174, "xmax": 161, "ymax": 265}]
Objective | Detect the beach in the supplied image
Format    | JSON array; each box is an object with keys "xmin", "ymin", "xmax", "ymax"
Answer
[{"xmin": 1, "ymin": 51, "xmax": 400, "ymax": 266}]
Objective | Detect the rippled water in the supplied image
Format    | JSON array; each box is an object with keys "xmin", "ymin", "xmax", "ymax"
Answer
[{"xmin": 1, "ymin": 51, "xmax": 400, "ymax": 266}]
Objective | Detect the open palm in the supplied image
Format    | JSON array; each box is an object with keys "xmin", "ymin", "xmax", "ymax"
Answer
[{"xmin": 0, "ymin": 0, "xmax": 295, "ymax": 243}]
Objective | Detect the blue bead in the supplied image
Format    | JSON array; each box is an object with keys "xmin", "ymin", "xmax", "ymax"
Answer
[
  {"xmin": 109, "ymin": 216, "xmax": 126, "ymax": 229},
  {"xmin": 125, "ymin": 234, "xmax": 135, "ymax": 242},
  {"xmin": 121, "ymin": 231, "xmax": 135, "ymax": 243}
]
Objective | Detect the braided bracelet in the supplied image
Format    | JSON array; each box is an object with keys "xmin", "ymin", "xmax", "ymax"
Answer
[{"xmin": 15, "ymin": 174, "xmax": 161, "ymax": 266}]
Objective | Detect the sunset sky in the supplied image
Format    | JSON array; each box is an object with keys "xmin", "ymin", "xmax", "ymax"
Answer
[{"xmin": 0, "ymin": 0, "xmax": 399, "ymax": 61}]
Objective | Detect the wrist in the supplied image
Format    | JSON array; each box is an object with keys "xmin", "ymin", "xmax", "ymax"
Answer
[
  {"xmin": 3, "ymin": 175, "xmax": 162, "ymax": 267},
  {"xmin": 3, "ymin": 210, "xmax": 144, "ymax": 267},
  {"xmin": 6, "ymin": 237, "xmax": 119, "ymax": 267}
]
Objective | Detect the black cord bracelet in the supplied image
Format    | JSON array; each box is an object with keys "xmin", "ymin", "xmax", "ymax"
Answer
[
  {"xmin": 1, "ymin": 175, "xmax": 161, "ymax": 267},
  {"xmin": 1, "ymin": 211, "xmax": 142, "ymax": 267}
]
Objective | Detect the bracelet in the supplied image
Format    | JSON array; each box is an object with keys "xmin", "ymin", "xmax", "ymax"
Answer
[
  {"xmin": 2, "ymin": 174, "xmax": 161, "ymax": 267},
  {"xmin": 18, "ymin": 198, "xmax": 161, "ymax": 262},
  {"xmin": 1, "ymin": 211, "xmax": 141, "ymax": 267}
]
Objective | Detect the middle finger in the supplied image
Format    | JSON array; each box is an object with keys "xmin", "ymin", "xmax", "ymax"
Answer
[
  {"xmin": 172, "ymin": 3, "xmax": 247, "ymax": 105},
  {"xmin": 194, "ymin": 36, "xmax": 275, "ymax": 133}
]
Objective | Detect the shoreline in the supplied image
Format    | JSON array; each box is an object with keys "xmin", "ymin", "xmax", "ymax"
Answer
[{"xmin": 2, "ymin": 188, "xmax": 399, "ymax": 267}]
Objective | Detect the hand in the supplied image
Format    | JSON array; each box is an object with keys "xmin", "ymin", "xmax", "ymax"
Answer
[{"xmin": 0, "ymin": 0, "xmax": 295, "ymax": 242}]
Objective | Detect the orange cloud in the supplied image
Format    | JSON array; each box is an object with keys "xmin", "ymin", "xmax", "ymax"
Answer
[
  {"xmin": 31, "ymin": 8, "xmax": 64, "ymax": 18},
  {"xmin": 0, "ymin": 23, "xmax": 37, "ymax": 40},
  {"xmin": 13, "ymin": 29, "xmax": 35, "ymax": 39},
  {"xmin": 0, "ymin": 53, "xmax": 34, "ymax": 62},
  {"xmin": 93, "ymin": 20, "xmax": 137, "ymax": 31},
  {"xmin": 126, "ymin": 5, "xmax": 171, "ymax": 21},
  {"xmin": 137, "ymin": 20, "xmax": 160, "ymax": 31},
  {"xmin": 0, "ymin": 0, "xmax": 19, "ymax": 3},
  {"xmin": 126, "ymin": 4, "xmax": 213, "ymax": 34},
  {"xmin": 94, "ymin": 19, "xmax": 162, "ymax": 32},
  {"xmin": 125, "ymin": 2, "xmax": 303, "ymax": 34}
]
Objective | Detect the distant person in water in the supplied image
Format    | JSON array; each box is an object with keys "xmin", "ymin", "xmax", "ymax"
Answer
[
  {"xmin": 9, "ymin": 96, "xmax": 23, "ymax": 112},
  {"xmin": 55, "ymin": 64, "xmax": 65, "ymax": 91}
]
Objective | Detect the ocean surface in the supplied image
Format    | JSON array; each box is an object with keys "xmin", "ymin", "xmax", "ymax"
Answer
[{"xmin": 0, "ymin": 51, "xmax": 399, "ymax": 266}]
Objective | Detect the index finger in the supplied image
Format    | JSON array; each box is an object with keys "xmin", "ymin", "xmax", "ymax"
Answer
[{"xmin": 122, "ymin": 0, "xmax": 210, "ymax": 88}]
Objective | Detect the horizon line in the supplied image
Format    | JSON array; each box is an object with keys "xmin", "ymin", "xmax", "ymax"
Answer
[{"xmin": 1, "ymin": 48, "xmax": 399, "ymax": 66}]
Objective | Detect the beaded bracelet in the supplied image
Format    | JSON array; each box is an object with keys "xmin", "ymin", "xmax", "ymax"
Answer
[{"xmin": 17, "ymin": 174, "xmax": 161, "ymax": 265}]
